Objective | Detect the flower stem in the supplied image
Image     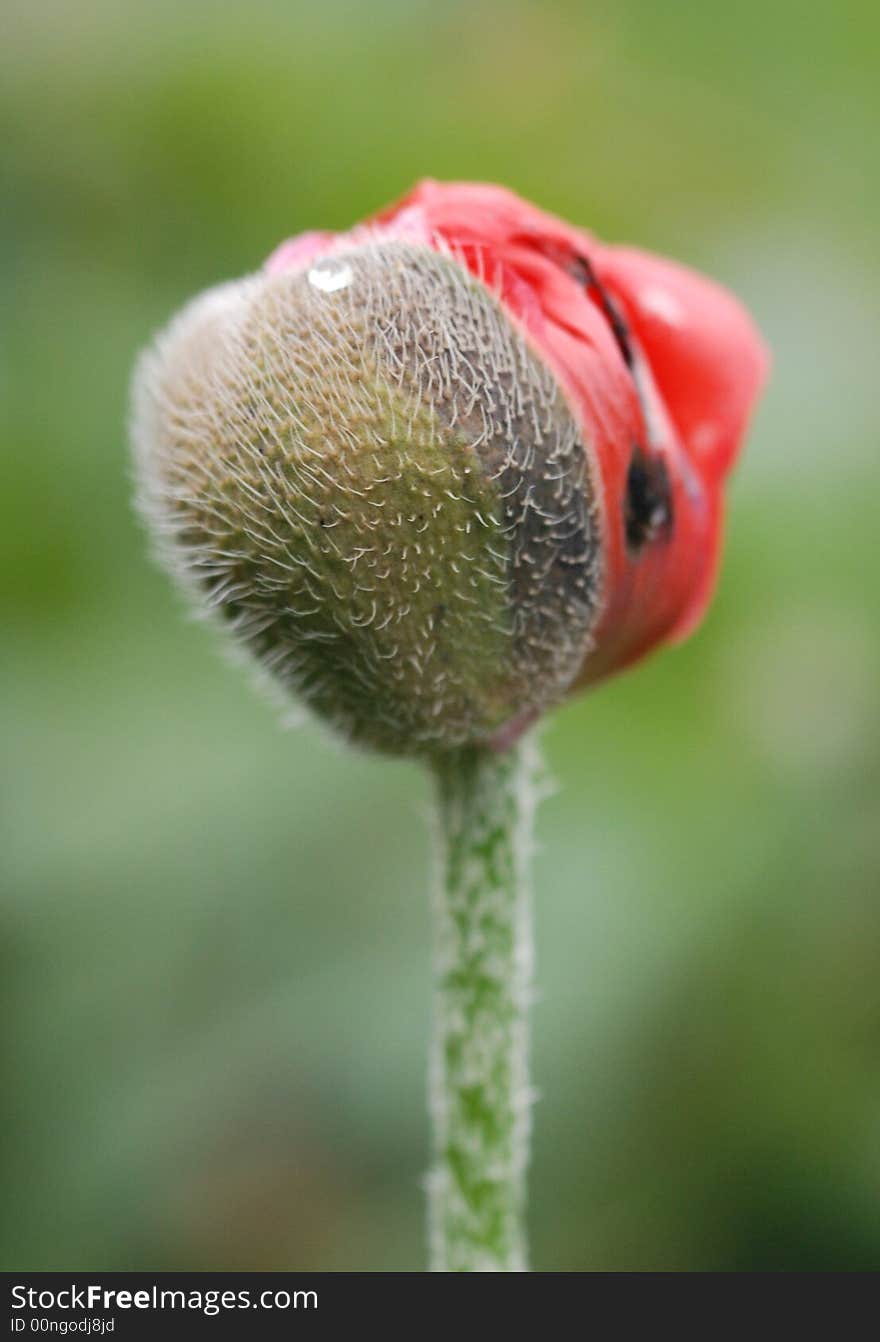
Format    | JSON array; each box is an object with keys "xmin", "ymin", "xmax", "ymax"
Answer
[{"xmin": 427, "ymin": 736, "xmax": 538, "ymax": 1271}]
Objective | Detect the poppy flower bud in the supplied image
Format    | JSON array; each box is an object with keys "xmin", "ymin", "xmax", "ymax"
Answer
[{"xmin": 132, "ymin": 181, "xmax": 767, "ymax": 757}]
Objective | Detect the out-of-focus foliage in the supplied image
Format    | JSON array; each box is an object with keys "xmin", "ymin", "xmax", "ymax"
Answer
[{"xmin": 2, "ymin": 0, "xmax": 878, "ymax": 1270}]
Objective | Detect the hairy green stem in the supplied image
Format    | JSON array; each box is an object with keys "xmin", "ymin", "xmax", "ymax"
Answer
[{"xmin": 427, "ymin": 736, "xmax": 538, "ymax": 1272}]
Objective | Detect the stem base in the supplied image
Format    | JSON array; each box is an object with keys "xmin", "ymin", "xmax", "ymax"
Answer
[{"xmin": 427, "ymin": 738, "xmax": 538, "ymax": 1272}]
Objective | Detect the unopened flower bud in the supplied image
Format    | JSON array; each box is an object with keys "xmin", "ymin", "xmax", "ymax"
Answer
[{"xmin": 132, "ymin": 181, "xmax": 767, "ymax": 757}]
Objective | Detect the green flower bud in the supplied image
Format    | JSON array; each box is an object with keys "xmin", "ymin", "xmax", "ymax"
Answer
[{"xmin": 132, "ymin": 242, "xmax": 601, "ymax": 757}]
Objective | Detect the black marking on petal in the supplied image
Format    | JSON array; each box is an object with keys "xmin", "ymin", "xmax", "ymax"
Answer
[
  {"xmin": 624, "ymin": 446, "xmax": 673, "ymax": 553},
  {"xmin": 568, "ymin": 254, "xmax": 635, "ymax": 372}
]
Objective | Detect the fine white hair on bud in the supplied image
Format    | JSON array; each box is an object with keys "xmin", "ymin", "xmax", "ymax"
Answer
[{"xmin": 132, "ymin": 242, "xmax": 602, "ymax": 757}]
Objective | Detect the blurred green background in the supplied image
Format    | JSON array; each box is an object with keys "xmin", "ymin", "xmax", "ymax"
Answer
[{"xmin": 2, "ymin": 0, "xmax": 879, "ymax": 1271}]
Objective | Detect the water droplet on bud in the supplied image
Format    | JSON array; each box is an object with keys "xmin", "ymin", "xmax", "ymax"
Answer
[{"xmin": 307, "ymin": 258, "xmax": 354, "ymax": 293}]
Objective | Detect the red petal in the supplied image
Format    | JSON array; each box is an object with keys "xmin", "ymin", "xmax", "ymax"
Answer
[{"xmin": 594, "ymin": 247, "xmax": 769, "ymax": 483}]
